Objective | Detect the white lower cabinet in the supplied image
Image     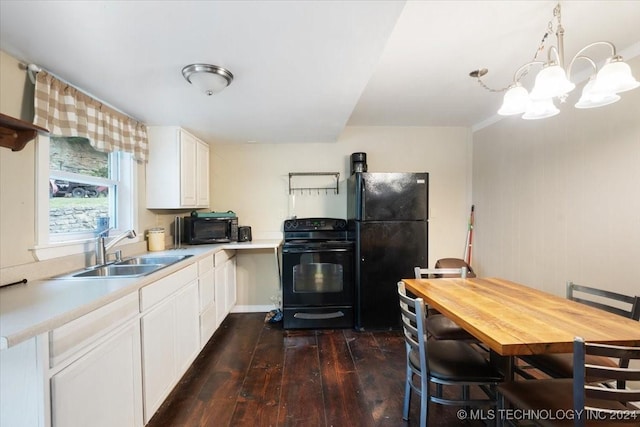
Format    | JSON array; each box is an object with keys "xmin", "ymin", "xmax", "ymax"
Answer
[
  {"xmin": 175, "ymin": 281, "xmax": 200, "ymax": 374},
  {"xmin": 214, "ymin": 260, "xmax": 227, "ymax": 327},
  {"xmin": 140, "ymin": 297, "xmax": 176, "ymax": 422},
  {"xmin": 140, "ymin": 265, "xmax": 199, "ymax": 424},
  {"xmin": 225, "ymin": 254, "xmax": 237, "ymax": 311},
  {"xmin": 0, "ymin": 248, "xmax": 238, "ymax": 427},
  {"xmin": 214, "ymin": 250, "xmax": 237, "ymax": 327},
  {"xmin": 198, "ymin": 255, "xmax": 217, "ymax": 347},
  {"xmin": 0, "ymin": 337, "xmax": 45, "ymax": 427},
  {"xmin": 50, "ymin": 320, "xmax": 143, "ymax": 427}
]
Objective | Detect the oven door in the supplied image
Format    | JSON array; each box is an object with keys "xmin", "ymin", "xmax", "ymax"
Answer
[{"xmin": 282, "ymin": 241, "xmax": 354, "ymax": 307}]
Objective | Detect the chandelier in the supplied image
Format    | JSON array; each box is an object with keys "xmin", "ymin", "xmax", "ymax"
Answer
[{"xmin": 470, "ymin": 3, "xmax": 639, "ymax": 120}]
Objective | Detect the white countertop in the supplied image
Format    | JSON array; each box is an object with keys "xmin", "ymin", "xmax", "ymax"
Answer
[{"xmin": 0, "ymin": 240, "xmax": 281, "ymax": 350}]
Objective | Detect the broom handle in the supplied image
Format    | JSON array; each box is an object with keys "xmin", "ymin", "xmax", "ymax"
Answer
[{"xmin": 464, "ymin": 205, "xmax": 474, "ymax": 265}]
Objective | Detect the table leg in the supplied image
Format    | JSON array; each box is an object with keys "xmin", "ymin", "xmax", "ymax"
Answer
[{"xmin": 489, "ymin": 350, "xmax": 514, "ymax": 382}]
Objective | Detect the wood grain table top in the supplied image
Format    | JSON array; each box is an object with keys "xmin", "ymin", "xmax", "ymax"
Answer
[{"xmin": 402, "ymin": 277, "xmax": 640, "ymax": 356}]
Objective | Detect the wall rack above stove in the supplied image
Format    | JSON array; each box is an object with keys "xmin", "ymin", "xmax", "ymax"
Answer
[{"xmin": 288, "ymin": 172, "xmax": 340, "ymax": 195}]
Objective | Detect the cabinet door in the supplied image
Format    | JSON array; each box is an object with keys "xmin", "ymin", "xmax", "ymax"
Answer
[
  {"xmin": 198, "ymin": 263, "xmax": 215, "ymax": 312},
  {"xmin": 199, "ymin": 303, "xmax": 217, "ymax": 347},
  {"xmin": 225, "ymin": 256, "xmax": 237, "ymax": 313},
  {"xmin": 179, "ymin": 130, "xmax": 198, "ymax": 207},
  {"xmin": 51, "ymin": 321, "xmax": 143, "ymax": 427},
  {"xmin": 1, "ymin": 338, "xmax": 43, "ymax": 427},
  {"xmin": 214, "ymin": 263, "xmax": 227, "ymax": 327},
  {"xmin": 196, "ymin": 140, "xmax": 209, "ymax": 207},
  {"xmin": 175, "ymin": 280, "xmax": 200, "ymax": 374},
  {"xmin": 146, "ymin": 127, "xmax": 181, "ymax": 208},
  {"xmin": 199, "ymin": 259, "xmax": 217, "ymax": 347},
  {"xmin": 141, "ymin": 298, "xmax": 176, "ymax": 423}
]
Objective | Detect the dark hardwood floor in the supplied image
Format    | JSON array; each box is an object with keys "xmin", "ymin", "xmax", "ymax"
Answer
[{"xmin": 147, "ymin": 313, "xmax": 487, "ymax": 427}]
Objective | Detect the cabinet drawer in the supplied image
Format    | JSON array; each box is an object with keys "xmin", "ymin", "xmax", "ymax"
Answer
[
  {"xmin": 198, "ymin": 254, "xmax": 214, "ymax": 273},
  {"xmin": 140, "ymin": 263, "xmax": 198, "ymax": 312},
  {"xmin": 49, "ymin": 292, "xmax": 139, "ymax": 368}
]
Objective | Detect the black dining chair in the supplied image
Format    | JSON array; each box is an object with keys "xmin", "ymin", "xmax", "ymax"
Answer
[
  {"xmin": 517, "ymin": 282, "xmax": 640, "ymax": 381},
  {"xmin": 434, "ymin": 258, "xmax": 476, "ymax": 278},
  {"xmin": 413, "ymin": 265, "xmax": 477, "ymax": 341},
  {"xmin": 397, "ymin": 282, "xmax": 503, "ymax": 427},
  {"xmin": 498, "ymin": 337, "xmax": 640, "ymax": 427}
]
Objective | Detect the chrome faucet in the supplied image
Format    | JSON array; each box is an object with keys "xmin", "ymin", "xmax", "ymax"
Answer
[{"xmin": 95, "ymin": 229, "xmax": 137, "ymax": 265}]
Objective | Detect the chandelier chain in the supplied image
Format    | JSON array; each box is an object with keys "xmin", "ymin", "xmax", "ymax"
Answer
[{"xmin": 473, "ymin": 7, "xmax": 559, "ymax": 92}]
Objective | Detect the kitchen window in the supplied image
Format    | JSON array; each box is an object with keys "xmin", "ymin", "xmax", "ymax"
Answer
[{"xmin": 34, "ymin": 135, "xmax": 137, "ymax": 260}]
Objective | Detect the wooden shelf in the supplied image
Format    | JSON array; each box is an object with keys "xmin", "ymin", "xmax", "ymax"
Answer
[{"xmin": 0, "ymin": 113, "xmax": 49, "ymax": 152}]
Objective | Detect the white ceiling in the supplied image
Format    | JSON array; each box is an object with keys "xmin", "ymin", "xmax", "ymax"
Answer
[{"xmin": 1, "ymin": 1, "xmax": 639, "ymax": 144}]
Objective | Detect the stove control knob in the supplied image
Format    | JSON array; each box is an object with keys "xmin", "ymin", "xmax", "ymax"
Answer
[{"xmin": 336, "ymin": 219, "xmax": 347, "ymax": 230}]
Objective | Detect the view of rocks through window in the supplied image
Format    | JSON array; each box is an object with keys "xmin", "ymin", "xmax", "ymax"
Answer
[{"xmin": 49, "ymin": 137, "xmax": 110, "ymax": 234}]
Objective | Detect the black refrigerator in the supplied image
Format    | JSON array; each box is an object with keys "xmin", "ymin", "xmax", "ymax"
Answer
[{"xmin": 347, "ymin": 172, "xmax": 428, "ymax": 330}]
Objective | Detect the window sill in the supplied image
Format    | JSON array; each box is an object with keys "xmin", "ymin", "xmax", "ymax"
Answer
[{"xmin": 31, "ymin": 236, "xmax": 143, "ymax": 261}]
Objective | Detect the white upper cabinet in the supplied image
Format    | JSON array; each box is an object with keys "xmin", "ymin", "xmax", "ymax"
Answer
[{"xmin": 146, "ymin": 126, "xmax": 210, "ymax": 209}]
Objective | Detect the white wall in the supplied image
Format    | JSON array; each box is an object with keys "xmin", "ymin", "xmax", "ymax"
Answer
[
  {"xmin": 0, "ymin": 50, "xmax": 161, "ymax": 283},
  {"xmin": 0, "ymin": 51, "xmax": 37, "ymax": 268},
  {"xmin": 472, "ymin": 56, "xmax": 640, "ymax": 298},
  {"xmin": 1, "ymin": 48, "xmax": 473, "ymax": 304},
  {"xmin": 211, "ymin": 126, "xmax": 473, "ymax": 307}
]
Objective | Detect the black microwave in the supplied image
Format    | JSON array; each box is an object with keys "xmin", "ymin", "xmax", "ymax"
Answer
[{"xmin": 182, "ymin": 216, "xmax": 238, "ymax": 244}]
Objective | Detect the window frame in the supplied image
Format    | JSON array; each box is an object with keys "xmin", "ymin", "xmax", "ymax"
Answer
[{"xmin": 33, "ymin": 134, "xmax": 140, "ymax": 261}]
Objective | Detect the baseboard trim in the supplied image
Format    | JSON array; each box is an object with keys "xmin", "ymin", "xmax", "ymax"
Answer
[{"xmin": 231, "ymin": 305, "xmax": 274, "ymax": 313}]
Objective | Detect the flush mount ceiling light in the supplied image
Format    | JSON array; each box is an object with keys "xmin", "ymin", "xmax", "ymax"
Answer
[
  {"xmin": 470, "ymin": 3, "xmax": 639, "ymax": 120},
  {"xmin": 181, "ymin": 64, "xmax": 234, "ymax": 96}
]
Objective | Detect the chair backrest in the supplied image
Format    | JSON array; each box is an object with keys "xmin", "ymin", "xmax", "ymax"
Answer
[
  {"xmin": 414, "ymin": 266, "xmax": 467, "ymax": 279},
  {"xmin": 434, "ymin": 258, "xmax": 476, "ymax": 278},
  {"xmin": 397, "ymin": 282, "xmax": 427, "ymax": 372},
  {"xmin": 572, "ymin": 337, "xmax": 640, "ymax": 426},
  {"xmin": 566, "ymin": 281, "xmax": 640, "ymax": 320}
]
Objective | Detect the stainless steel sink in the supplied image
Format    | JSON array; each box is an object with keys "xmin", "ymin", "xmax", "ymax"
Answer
[
  {"xmin": 71, "ymin": 264, "xmax": 162, "ymax": 278},
  {"xmin": 55, "ymin": 254, "xmax": 193, "ymax": 279},
  {"xmin": 115, "ymin": 255, "xmax": 191, "ymax": 266}
]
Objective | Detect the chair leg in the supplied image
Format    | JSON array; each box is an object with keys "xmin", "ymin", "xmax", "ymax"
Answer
[
  {"xmin": 403, "ymin": 365, "xmax": 411, "ymax": 421},
  {"xmin": 497, "ymin": 391, "xmax": 505, "ymax": 427},
  {"xmin": 420, "ymin": 373, "xmax": 429, "ymax": 427}
]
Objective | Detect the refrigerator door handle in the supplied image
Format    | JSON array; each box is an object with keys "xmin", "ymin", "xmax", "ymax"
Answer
[{"xmin": 361, "ymin": 177, "xmax": 365, "ymax": 219}]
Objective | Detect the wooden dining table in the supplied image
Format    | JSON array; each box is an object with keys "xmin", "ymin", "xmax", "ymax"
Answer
[{"xmin": 401, "ymin": 276, "xmax": 640, "ymax": 379}]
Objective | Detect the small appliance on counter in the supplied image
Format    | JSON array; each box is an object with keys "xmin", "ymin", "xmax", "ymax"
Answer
[
  {"xmin": 147, "ymin": 227, "xmax": 165, "ymax": 251},
  {"xmin": 238, "ymin": 226, "xmax": 252, "ymax": 242},
  {"xmin": 182, "ymin": 211, "xmax": 238, "ymax": 244}
]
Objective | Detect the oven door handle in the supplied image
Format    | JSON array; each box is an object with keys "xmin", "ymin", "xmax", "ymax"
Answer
[
  {"xmin": 283, "ymin": 247, "xmax": 351, "ymax": 254},
  {"xmin": 294, "ymin": 311, "xmax": 345, "ymax": 320}
]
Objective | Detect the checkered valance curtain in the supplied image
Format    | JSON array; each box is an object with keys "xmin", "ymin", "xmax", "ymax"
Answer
[{"xmin": 33, "ymin": 71, "xmax": 149, "ymax": 162}]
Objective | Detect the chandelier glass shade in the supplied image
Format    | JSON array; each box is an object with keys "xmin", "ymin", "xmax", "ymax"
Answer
[
  {"xmin": 471, "ymin": 3, "xmax": 639, "ymax": 120},
  {"xmin": 593, "ymin": 59, "xmax": 640, "ymax": 94},
  {"xmin": 529, "ymin": 64, "xmax": 576, "ymax": 100},
  {"xmin": 575, "ymin": 77, "xmax": 620, "ymax": 109},
  {"xmin": 497, "ymin": 84, "xmax": 530, "ymax": 116},
  {"xmin": 522, "ymin": 98, "xmax": 560, "ymax": 120}
]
